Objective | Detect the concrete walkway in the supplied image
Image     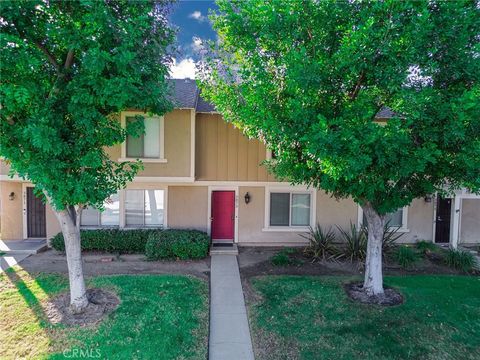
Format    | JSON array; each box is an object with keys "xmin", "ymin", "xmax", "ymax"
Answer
[
  {"xmin": 209, "ymin": 255, "xmax": 254, "ymax": 360},
  {"xmin": 0, "ymin": 239, "xmax": 47, "ymax": 273}
]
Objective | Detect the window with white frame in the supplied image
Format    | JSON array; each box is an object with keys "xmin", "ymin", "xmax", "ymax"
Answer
[
  {"xmin": 269, "ymin": 192, "xmax": 312, "ymax": 227},
  {"xmin": 80, "ymin": 193, "xmax": 120, "ymax": 227},
  {"xmin": 361, "ymin": 207, "xmax": 408, "ymax": 229},
  {"xmin": 125, "ymin": 189, "xmax": 165, "ymax": 227},
  {"xmin": 126, "ymin": 116, "xmax": 161, "ymax": 158}
]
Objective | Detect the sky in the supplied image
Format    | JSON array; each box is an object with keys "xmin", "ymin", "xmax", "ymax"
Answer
[{"xmin": 168, "ymin": 0, "xmax": 218, "ymax": 79}]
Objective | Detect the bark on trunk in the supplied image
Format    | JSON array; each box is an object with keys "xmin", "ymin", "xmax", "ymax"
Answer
[
  {"xmin": 362, "ymin": 202, "xmax": 385, "ymax": 296},
  {"xmin": 54, "ymin": 208, "xmax": 88, "ymax": 313}
]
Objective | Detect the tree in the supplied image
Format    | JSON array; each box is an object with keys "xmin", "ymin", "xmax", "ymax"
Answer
[
  {"xmin": 0, "ymin": 0, "xmax": 174, "ymax": 312},
  {"xmin": 199, "ymin": 0, "xmax": 480, "ymax": 296}
]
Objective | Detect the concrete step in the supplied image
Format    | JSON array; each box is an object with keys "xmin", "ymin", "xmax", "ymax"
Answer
[
  {"xmin": 0, "ymin": 240, "xmax": 48, "ymax": 255},
  {"xmin": 210, "ymin": 243, "xmax": 238, "ymax": 256}
]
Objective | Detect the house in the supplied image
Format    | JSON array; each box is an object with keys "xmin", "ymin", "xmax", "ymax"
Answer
[{"xmin": 0, "ymin": 79, "xmax": 479, "ymax": 248}]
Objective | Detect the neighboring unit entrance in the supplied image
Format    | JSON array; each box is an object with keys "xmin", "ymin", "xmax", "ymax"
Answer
[
  {"xmin": 26, "ymin": 187, "xmax": 46, "ymax": 238},
  {"xmin": 435, "ymin": 197, "xmax": 451, "ymax": 243},
  {"xmin": 211, "ymin": 191, "xmax": 235, "ymax": 241}
]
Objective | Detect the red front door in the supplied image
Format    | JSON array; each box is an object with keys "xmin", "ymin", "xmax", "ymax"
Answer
[{"xmin": 211, "ymin": 191, "xmax": 235, "ymax": 241}]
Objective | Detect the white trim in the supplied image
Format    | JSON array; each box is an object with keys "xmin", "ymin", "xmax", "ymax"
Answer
[
  {"xmin": 120, "ymin": 111, "xmax": 166, "ymax": 161},
  {"xmin": 118, "ymin": 157, "xmax": 167, "ymax": 163},
  {"xmin": 450, "ymin": 196, "xmax": 461, "ymax": 249},
  {"xmin": 22, "ymin": 183, "xmax": 28, "ymax": 240},
  {"xmin": 263, "ymin": 185, "xmax": 316, "ymax": 232},
  {"xmin": 357, "ymin": 205, "xmax": 410, "ymax": 232},
  {"xmin": 207, "ymin": 186, "xmax": 239, "ymax": 243},
  {"xmin": 132, "ymin": 176, "xmax": 195, "ymax": 183},
  {"xmin": 0, "ymin": 175, "xmax": 25, "ymax": 181},
  {"xmin": 190, "ymin": 109, "xmax": 196, "ymax": 179}
]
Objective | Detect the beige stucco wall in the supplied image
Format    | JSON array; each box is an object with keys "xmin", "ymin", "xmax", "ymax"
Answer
[
  {"xmin": 168, "ymin": 186, "xmax": 208, "ymax": 231},
  {"xmin": 401, "ymin": 198, "xmax": 434, "ymax": 243},
  {"xmin": 0, "ymin": 182, "xmax": 23, "ymax": 240},
  {"xmin": 196, "ymin": 114, "xmax": 276, "ymax": 182},
  {"xmin": 0, "ymin": 181, "xmax": 60, "ymax": 240},
  {"xmin": 316, "ymin": 191, "xmax": 358, "ymax": 234},
  {"xmin": 460, "ymin": 199, "xmax": 480, "ymax": 244}
]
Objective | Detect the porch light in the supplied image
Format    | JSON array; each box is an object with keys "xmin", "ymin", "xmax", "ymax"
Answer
[
  {"xmin": 9, "ymin": 192, "xmax": 15, "ymax": 201},
  {"xmin": 244, "ymin": 192, "xmax": 251, "ymax": 204},
  {"xmin": 424, "ymin": 194, "xmax": 433, "ymax": 203}
]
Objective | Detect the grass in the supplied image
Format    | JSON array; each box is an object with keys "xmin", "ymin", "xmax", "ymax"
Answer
[
  {"xmin": 0, "ymin": 268, "xmax": 208, "ymax": 359},
  {"xmin": 250, "ymin": 275, "xmax": 480, "ymax": 360}
]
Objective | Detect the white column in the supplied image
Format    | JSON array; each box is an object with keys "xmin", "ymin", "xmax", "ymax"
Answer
[{"xmin": 450, "ymin": 195, "xmax": 461, "ymax": 249}]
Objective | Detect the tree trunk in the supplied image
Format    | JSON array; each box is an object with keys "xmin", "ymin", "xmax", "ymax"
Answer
[
  {"xmin": 362, "ymin": 202, "xmax": 385, "ymax": 296},
  {"xmin": 54, "ymin": 208, "xmax": 88, "ymax": 313}
]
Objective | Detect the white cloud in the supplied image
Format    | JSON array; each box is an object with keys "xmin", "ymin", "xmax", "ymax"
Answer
[
  {"xmin": 169, "ymin": 58, "xmax": 196, "ymax": 79},
  {"xmin": 191, "ymin": 37, "xmax": 204, "ymax": 52},
  {"xmin": 188, "ymin": 10, "xmax": 207, "ymax": 23}
]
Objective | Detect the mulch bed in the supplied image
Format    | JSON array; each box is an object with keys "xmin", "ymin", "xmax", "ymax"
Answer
[
  {"xmin": 44, "ymin": 288, "xmax": 119, "ymax": 326},
  {"xmin": 344, "ymin": 282, "xmax": 404, "ymax": 306}
]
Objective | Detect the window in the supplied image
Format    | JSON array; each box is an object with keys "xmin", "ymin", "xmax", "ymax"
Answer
[
  {"xmin": 80, "ymin": 193, "xmax": 120, "ymax": 227},
  {"xmin": 269, "ymin": 192, "xmax": 311, "ymax": 227},
  {"xmin": 125, "ymin": 189, "xmax": 165, "ymax": 227},
  {"xmin": 360, "ymin": 207, "xmax": 408, "ymax": 230},
  {"xmin": 126, "ymin": 116, "xmax": 161, "ymax": 158}
]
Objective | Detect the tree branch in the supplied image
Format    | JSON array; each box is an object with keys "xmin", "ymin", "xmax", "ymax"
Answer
[
  {"xmin": 64, "ymin": 49, "xmax": 74, "ymax": 69},
  {"xmin": 11, "ymin": 22, "xmax": 60, "ymax": 70}
]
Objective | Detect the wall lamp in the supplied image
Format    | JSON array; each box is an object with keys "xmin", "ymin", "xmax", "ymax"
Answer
[
  {"xmin": 244, "ymin": 192, "xmax": 251, "ymax": 204},
  {"xmin": 424, "ymin": 194, "xmax": 433, "ymax": 203},
  {"xmin": 9, "ymin": 192, "xmax": 16, "ymax": 201}
]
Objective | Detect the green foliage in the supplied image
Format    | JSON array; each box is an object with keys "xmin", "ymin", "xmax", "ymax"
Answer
[
  {"xmin": 444, "ymin": 249, "xmax": 477, "ymax": 273},
  {"xmin": 416, "ymin": 240, "xmax": 437, "ymax": 255},
  {"xmin": 302, "ymin": 224, "xmax": 340, "ymax": 261},
  {"xmin": 395, "ymin": 246, "xmax": 419, "ymax": 269},
  {"xmin": 271, "ymin": 248, "xmax": 303, "ymax": 266},
  {"xmin": 145, "ymin": 230, "xmax": 210, "ymax": 260},
  {"xmin": 200, "ymin": 0, "xmax": 480, "ymax": 214},
  {"xmin": 337, "ymin": 223, "xmax": 367, "ymax": 262},
  {"xmin": 50, "ymin": 229, "xmax": 160, "ymax": 253},
  {"xmin": 0, "ymin": 1, "xmax": 174, "ymax": 211}
]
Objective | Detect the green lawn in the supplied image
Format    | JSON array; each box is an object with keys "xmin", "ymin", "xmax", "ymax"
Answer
[
  {"xmin": 0, "ymin": 268, "xmax": 208, "ymax": 359},
  {"xmin": 250, "ymin": 275, "xmax": 480, "ymax": 360}
]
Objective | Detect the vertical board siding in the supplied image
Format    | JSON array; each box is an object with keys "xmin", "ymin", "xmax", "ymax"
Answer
[{"xmin": 196, "ymin": 114, "xmax": 275, "ymax": 181}]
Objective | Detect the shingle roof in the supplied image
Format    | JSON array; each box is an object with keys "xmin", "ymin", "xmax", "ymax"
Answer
[
  {"xmin": 169, "ymin": 79, "xmax": 393, "ymax": 118},
  {"xmin": 375, "ymin": 106, "xmax": 396, "ymax": 119},
  {"xmin": 169, "ymin": 79, "xmax": 199, "ymax": 109}
]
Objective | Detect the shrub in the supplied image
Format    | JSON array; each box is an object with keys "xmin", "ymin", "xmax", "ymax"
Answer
[
  {"xmin": 145, "ymin": 229, "xmax": 210, "ymax": 260},
  {"xmin": 271, "ymin": 248, "xmax": 303, "ymax": 266},
  {"xmin": 416, "ymin": 240, "xmax": 437, "ymax": 255},
  {"xmin": 395, "ymin": 246, "xmax": 419, "ymax": 269},
  {"xmin": 337, "ymin": 222, "xmax": 367, "ymax": 262},
  {"xmin": 50, "ymin": 229, "xmax": 160, "ymax": 253},
  {"xmin": 301, "ymin": 224, "xmax": 340, "ymax": 261},
  {"xmin": 444, "ymin": 249, "xmax": 477, "ymax": 273}
]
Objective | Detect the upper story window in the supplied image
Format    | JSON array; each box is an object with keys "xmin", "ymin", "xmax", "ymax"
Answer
[
  {"xmin": 120, "ymin": 111, "xmax": 166, "ymax": 163},
  {"xmin": 80, "ymin": 193, "xmax": 120, "ymax": 227}
]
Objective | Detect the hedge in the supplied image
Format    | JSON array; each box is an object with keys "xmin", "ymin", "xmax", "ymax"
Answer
[
  {"xmin": 145, "ymin": 229, "xmax": 210, "ymax": 260},
  {"xmin": 50, "ymin": 228, "xmax": 162, "ymax": 253}
]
